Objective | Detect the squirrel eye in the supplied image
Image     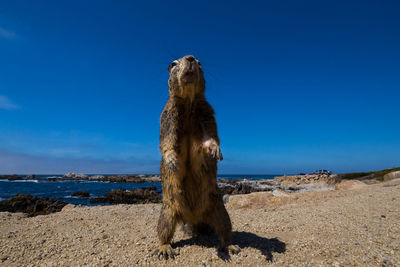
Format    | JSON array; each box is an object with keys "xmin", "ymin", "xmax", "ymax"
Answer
[{"xmin": 168, "ymin": 61, "xmax": 178, "ymax": 72}]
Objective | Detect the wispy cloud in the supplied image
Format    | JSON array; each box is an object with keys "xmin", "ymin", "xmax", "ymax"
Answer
[
  {"xmin": 0, "ymin": 26, "xmax": 16, "ymax": 40},
  {"xmin": 0, "ymin": 96, "xmax": 20, "ymax": 110}
]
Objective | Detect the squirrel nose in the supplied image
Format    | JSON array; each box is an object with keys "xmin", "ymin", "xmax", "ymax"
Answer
[{"xmin": 185, "ymin": 55, "xmax": 195, "ymax": 62}]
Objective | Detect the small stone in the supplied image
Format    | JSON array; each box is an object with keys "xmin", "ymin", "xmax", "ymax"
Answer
[
  {"xmin": 102, "ymin": 234, "xmax": 109, "ymax": 239},
  {"xmin": 382, "ymin": 258, "xmax": 392, "ymax": 266},
  {"xmin": 76, "ymin": 235, "xmax": 82, "ymax": 239}
]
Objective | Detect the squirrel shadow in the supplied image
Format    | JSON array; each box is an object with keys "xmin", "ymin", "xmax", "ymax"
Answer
[{"xmin": 173, "ymin": 231, "xmax": 286, "ymax": 261}]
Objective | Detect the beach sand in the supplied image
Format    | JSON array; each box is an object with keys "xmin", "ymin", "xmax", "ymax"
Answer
[{"xmin": 1, "ymin": 179, "xmax": 399, "ymax": 266}]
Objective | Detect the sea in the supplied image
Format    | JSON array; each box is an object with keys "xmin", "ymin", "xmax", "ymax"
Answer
[{"xmin": 0, "ymin": 174, "xmax": 277, "ymax": 206}]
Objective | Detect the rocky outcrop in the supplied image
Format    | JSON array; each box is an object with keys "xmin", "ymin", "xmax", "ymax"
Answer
[
  {"xmin": 71, "ymin": 191, "xmax": 90, "ymax": 198},
  {"xmin": 383, "ymin": 171, "xmax": 400, "ymax": 181},
  {"xmin": 275, "ymin": 174, "xmax": 340, "ymax": 187},
  {"xmin": 0, "ymin": 194, "xmax": 67, "ymax": 217},
  {"xmin": 217, "ymin": 175, "xmax": 339, "ymax": 196},
  {"xmin": 88, "ymin": 175, "xmax": 105, "ymax": 180},
  {"xmin": 100, "ymin": 175, "xmax": 159, "ymax": 183},
  {"xmin": 26, "ymin": 174, "xmax": 36, "ymax": 179},
  {"xmin": 0, "ymin": 175, "xmax": 23, "ymax": 180},
  {"xmin": 63, "ymin": 172, "xmax": 88, "ymax": 180},
  {"xmin": 90, "ymin": 186, "xmax": 161, "ymax": 204}
]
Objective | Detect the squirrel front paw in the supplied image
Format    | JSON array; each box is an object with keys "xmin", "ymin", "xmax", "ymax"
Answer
[
  {"xmin": 164, "ymin": 151, "xmax": 178, "ymax": 169},
  {"xmin": 203, "ymin": 139, "xmax": 223, "ymax": 161}
]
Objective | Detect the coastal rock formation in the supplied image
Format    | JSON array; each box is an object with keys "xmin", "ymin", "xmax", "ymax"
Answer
[
  {"xmin": 63, "ymin": 172, "xmax": 88, "ymax": 180},
  {"xmin": 275, "ymin": 174, "xmax": 340, "ymax": 187},
  {"xmin": 0, "ymin": 175, "xmax": 23, "ymax": 180},
  {"xmin": 87, "ymin": 174, "xmax": 161, "ymax": 183},
  {"xmin": 383, "ymin": 171, "xmax": 400, "ymax": 181},
  {"xmin": 26, "ymin": 174, "xmax": 36, "ymax": 179},
  {"xmin": 218, "ymin": 179, "xmax": 278, "ymax": 195},
  {"xmin": 90, "ymin": 186, "xmax": 161, "ymax": 204},
  {"xmin": 88, "ymin": 175, "xmax": 105, "ymax": 180},
  {"xmin": 71, "ymin": 191, "xmax": 90, "ymax": 198},
  {"xmin": 1, "ymin": 181, "xmax": 399, "ymax": 266},
  {"xmin": 0, "ymin": 194, "xmax": 67, "ymax": 217}
]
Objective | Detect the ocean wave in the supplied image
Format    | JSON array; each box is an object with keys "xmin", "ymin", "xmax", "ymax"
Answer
[{"xmin": 12, "ymin": 180, "xmax": 39, "ymax": 183}]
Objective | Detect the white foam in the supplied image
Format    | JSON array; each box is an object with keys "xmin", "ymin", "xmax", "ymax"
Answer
[{"xmin": 12, "ymin": 180, "xmax": 39, "ymax": 183}]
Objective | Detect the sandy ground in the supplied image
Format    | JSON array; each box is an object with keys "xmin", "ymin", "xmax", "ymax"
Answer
[{"xmin": 0, "ymin": 180, "xmax": 399, "ymax": 266}]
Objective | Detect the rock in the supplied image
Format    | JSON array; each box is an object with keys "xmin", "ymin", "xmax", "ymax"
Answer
[
  {"xmin": 75, "ymin": 174, "xmax": 88, "ymax": 179},
  {"xmin": 276, "ymin": 174, "xmax": 340, "ymax": 187},
  {"xmin": 89, "ymin": 175, "xmax": 105, "ymax": 180},
  {"xmin": 71, "ymin": 191, "xmax": 90, "ymax": 198},
  {"xmin": 63, "ymin": 172, "xmax": 76, "ymax": 179},
  {"xmin": 383, "ymin": 171, "xmax": 400, "ymax": 181},
  {"xmin": 90, "ymin": 186, "xmax": 161, "ymax": 204},
  {"xmin": 26, "ymin": 174, "xmax": 36, "ymax": 179},
  {"xmin": 0, "ymin": 175, "xmax": 23, "ymax": 180},
  {"xmin": 0, "ymin": 194, "xmax": 67, "ymax": 217},
  {"xmin": 62, "ymin": 172, "xmax": 88, "ymax": 180},
  {"xmin": 218, "ymin": 183, "xmax": 255, "ymax": 195},
  {"xmin": 227, "ymin": 192, "xmax": 284, "ymax": 209},
  {"xmin": 335, "ymin": 180, "xmax": 367, "ymax": 190}
]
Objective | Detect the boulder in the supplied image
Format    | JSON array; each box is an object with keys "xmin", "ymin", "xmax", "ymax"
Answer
[
  {"xmin": 62, "ymin": 172, "xmax": 88, "ymax": 180},
  {"xmin": 89, "ymin": 175, "xmax": 105, "ymax": 180},
  {"xmin": 383, "ymin": 171, "xmax": 400, "ymax": 181},
  {"xmin": 63, "ymin": 172, "xmax": 76, "ymax": 179},
  {"xmin": 90, "ymin": 186, "xmax": 161, "ymax": 204},
  {"xmin": 75, "ymin": 174, "xmax": 88, "ymax": 179},
  {"xmin": 26, "ymin": 174, "xmax": 36, "ymax": 179},
  {"xmin": 71, "ymin": 191, "xmax": 90, "ymax": 198},
  {"xmin": 0, "ymin": 194, "xmax": 67, "ymax": 217},
  {"xmin": 335, "ymin": 180, "xmax": 367, "ymax": 190},
  {"xmin": 276, "ymin": 174, "xmax": 340, "ymax": 187},
  {"xmin": 0, "ymin": 175, "xmax": 23, "ymax": 180}
]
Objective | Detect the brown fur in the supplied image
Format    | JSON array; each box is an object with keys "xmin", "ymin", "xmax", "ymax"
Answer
[{"xmin": 154, "ymin": 55, "xmax": 238, "ymax": 259}]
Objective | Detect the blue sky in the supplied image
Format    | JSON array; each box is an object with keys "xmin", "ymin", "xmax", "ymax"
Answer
[{"xmin": 0, "ymin": 0, "xmax": 399, "ymax": 174}]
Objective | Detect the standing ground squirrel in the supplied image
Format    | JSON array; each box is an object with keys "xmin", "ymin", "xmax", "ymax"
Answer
[{"xmin": 154, "ymin": 55, "xmax": 240, "ymax": 260}]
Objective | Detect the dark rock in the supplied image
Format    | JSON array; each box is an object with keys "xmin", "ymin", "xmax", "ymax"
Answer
[
  {"xmin": 0, "ymin": 175, "xmax": 23, "ymax": 181},
  {"xmin": 71, "ymin": 191, "xmax": 90, "ymax": 198},
  {"xmin": 62, "ymin": 172, "xmax": 88, "ymax": 180},
  {"xmin": 90, "ymin": 186, "xmax": 161, "ymax": 204},
  {"xmin": 0, "ymin": 194, "xmax": 67, "ymax": 217},
  {"xmin": 26, "ymin": 174, "xmax": 36, "ymax": 179}
]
